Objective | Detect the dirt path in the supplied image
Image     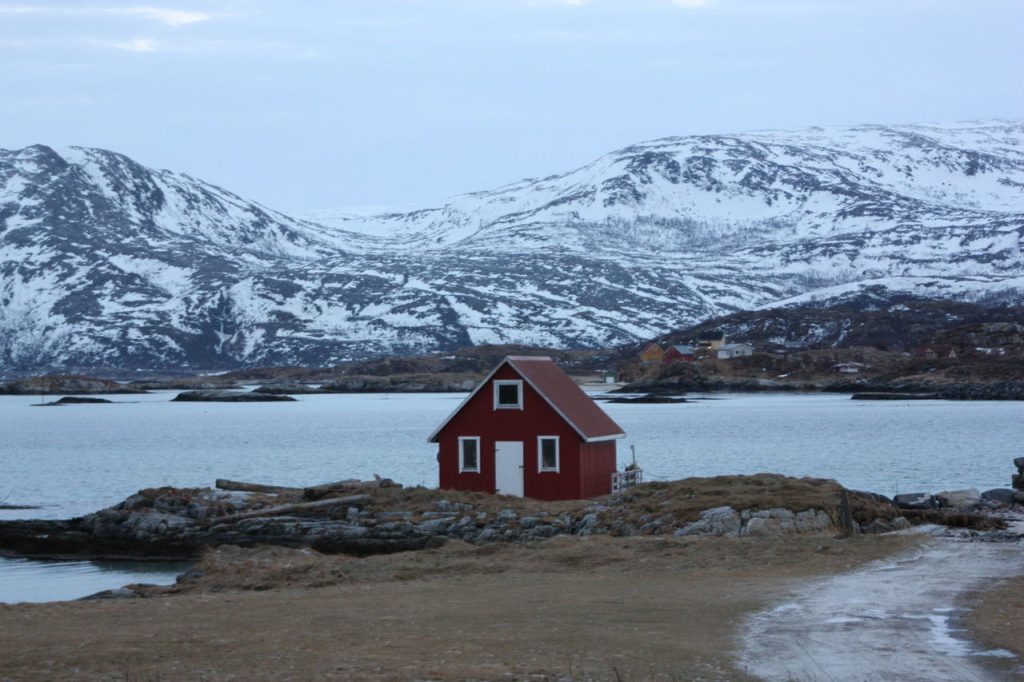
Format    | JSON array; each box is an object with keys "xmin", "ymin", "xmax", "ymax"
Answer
[{"xmin": 740, "ymin": 535, "xmax": 1024, "ymax": 681}]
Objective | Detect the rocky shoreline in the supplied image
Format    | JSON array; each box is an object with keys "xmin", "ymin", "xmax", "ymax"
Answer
[
  {"xmin": 2, "ymin": 469, "xmax": 1021, "ymax": 564},
  {"xmin": 619, "ymin": 376, "xmax": 1024, "ymax": 400}
]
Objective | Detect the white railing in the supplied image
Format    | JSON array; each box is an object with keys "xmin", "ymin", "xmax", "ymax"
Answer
[{"xmin": 611, "ymin": 468, "xmax": 643, "ymax": 493}]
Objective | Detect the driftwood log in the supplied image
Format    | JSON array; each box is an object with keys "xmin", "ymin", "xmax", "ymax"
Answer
[
  {"xmin": 208, "ymin": 495, "xmax": 371, "ymax": 525},
  {"xmin": 215, "ymin": 479, "xmax": 301, "ymax": 495},
  {"xmin": 304, "ymin": 476, "xmax": 400, "ymax": 500}
]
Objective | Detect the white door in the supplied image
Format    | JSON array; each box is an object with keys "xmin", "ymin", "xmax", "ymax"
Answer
[{"xmin": 494, "ymin": 441, "xmax": 524, "ymax": 497}]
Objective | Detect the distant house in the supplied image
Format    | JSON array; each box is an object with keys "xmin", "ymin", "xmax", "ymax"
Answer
[
  {"xmin": 663, "ymin": 345, "xmax": 697, "ymax": 363},
  {"xmin": 601, "ymin": 369, "xmax": 619, "ymax": 384},
  {"xmin": 639, "ymin": 342, "xmax": 665, "ymax": 363},
  {"xmin": 696, "ymin": 330, "xmax": 726, "ymax": 351},
  {"xmin": 833, "ymin": 362, "xmax": 865, "ymax": 374},
  {"xmin": 717, "ymin": 342, "xmax": 754, "ymax": 360},
  {"xmin": 429, "ymin": 356, "xmax": 626, "ymax": 501},
  {"xmin": 915, "ymin": 344, "xmax": 958, "ymax": 360}
]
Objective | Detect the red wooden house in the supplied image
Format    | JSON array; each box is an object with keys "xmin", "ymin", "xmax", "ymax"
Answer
[
  {"xmin": 428, "ymin": 355, "xmax": 626, "ymax": 500},
  {"xmin": 663, "ymin": 344, "xmax": 696, "ymax": 363}
]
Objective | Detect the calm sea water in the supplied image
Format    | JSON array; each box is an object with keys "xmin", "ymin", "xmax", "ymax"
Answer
[{"xmin": 1, "ymin": 390, "xmax": 1020, "ymax": 601}]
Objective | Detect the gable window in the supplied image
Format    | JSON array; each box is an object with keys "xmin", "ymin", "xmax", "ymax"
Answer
[
  {"xmin": 538, "ymin": 436, "xmax": 559, "ymax": 472},
  {"xmin": 459, "ymin": 437, "xmax": 480, "ymax": 473},
  {"xmin": 493, "ymin": 380, "xmax": 523, "ymax": 410}
]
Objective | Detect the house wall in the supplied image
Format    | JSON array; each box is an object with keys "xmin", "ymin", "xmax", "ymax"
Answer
[
  {"xmin": 578, "ymin": 441, "xmax": 617, "ymax": 498},
  {"xmin": 437, "ymin": 364, "xmax": 602, "ymax": 500},
  {"xmin": 640, "ymin": 345, "xmax": 664, "ymax": 362}
]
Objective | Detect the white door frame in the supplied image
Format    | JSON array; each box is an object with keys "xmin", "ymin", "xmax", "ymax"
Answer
[{"xmin": 494, "ymin": 440, "xmax": 524, "ymax": 497}]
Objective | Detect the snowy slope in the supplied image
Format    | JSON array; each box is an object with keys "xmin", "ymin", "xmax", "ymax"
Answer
[{"xmin": 1, "ymin": 121, "xmax": 1023, "ymax": 370}]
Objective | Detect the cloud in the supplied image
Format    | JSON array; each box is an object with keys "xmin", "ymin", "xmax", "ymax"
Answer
[
  {"xmin": 106, "ymin": 38, "xmax": 158, "ymax": 52},
  {"xmin": 0, "ymin": 5, "xmax": 212, "ymax": 26},
  {"xmin": 108, "ymin": 7, "xmax": 211, "ymax": 26}
]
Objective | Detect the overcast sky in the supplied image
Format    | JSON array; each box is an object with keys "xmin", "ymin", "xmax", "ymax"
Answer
[{"xmin": 2, "ymin": 0, "xmax": 1022, "ymax": 212}]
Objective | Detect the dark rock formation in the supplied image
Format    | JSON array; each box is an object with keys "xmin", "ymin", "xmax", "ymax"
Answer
[
  {"xmin": 171, "ymin": 390, "xmax": 296, "ymax": 402},
  {"xmin": 44, "ymin": 396, "xmax": 113, "ymax": 405}
]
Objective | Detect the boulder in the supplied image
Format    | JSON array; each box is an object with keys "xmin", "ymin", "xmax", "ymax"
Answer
[
  {"xmin": 1016, "ymin": 491, "xmax": 1024, "ymax": 505},
  {"xmin": 981, "ymin": 488, "xmax": 1018, "ymax": 506},
  {"xmin": 794, "ymin": 509, "xmax": 832, "ymax": 534},
  {"xmin": 743, "ymin": 509, "xmax": 798, "ymax": 537},
  {"xmin": 861, "ymin": 516, "xmax": 912, "ymax": 534},
  {"xmin": 935, "ymin": 489, "xmax": 981, "ymax": 509},
  {"xmin": 1014, "ymin": 457, "xmax": 1024, "ymax": 473},
  {"xmin": 893, "ymin": 493, "xmax": 938, "ymax": 510},
  {"xmin": 1013, "ymin": 473, "xmax": 1024, "ymax": 491},
  {"xmin": 674, "ymin": 506, "xmax": 741, "ymax": 538}
]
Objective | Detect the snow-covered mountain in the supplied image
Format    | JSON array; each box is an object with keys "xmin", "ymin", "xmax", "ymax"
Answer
[{"xmin": 2, "ymin": 121, "xmax": 1022, "ymax": 370}]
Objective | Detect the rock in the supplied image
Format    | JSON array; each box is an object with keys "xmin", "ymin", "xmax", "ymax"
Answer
[
  {"xmin": 519, "ymin": 516, "xmax": 540, "ymax": 529},
  {"xmin": 674, "ymin": 506, "xmax": 741, "ymax": 538},
  {"xmin": 81, "ymin": 587, "xmax": 140, "ymax": 600},
  {"xmin": 172, "ymin": 390, "xmax": 296, "ymax": 402},
  {"xmin": 893, "ymin": 493, "xmax": 938, "ymax": 510},
  {"xmin": 1014, "ymin": 457, "xmax": 1024, "ymax": 473},
  {"xmin": 794, "ymin": 509, "xmax": 832, "ymax": 533},
  {"xmin": 46, "ymin": 396, "xmax": 113, "ymax": 405},
  {"xmin": 981, "ymin": 489, "xmax": 1018, "ymax": 506},
  {"xmin": 743, "ymin": 509, "xmax": 798, "ymax": 537},
  {"xmin": 496, "ymin": 509, "xmax": 517, "ymax": 523},
  {"xmin": 1015, "ymin": 491, "xmax": 1024, "ymax": 505},
  {"xmin": 526, "ymin": 525, "xmax": 559, "ymax": 539},
  {"xmin": 605, "ymin": 395, "xmax": 688, "ymax": 404},
  {"xmin": 575, "ymin": 512, "xmax": 600, "ymax": 533},
  {"xmin": 415, "ymin": 518, "xmax": 452, "ymax": 533},
  {"xmin": 935, "ymin": 489, "xmax": 981, "ymax": 509},
  {"xmin": 252, "ymin": 384, "xmax": 322, "ymax": 395},
  {"xmin": 862, "ymin": 516, "xmax": 912, "ymax": 534},
  {"xmin": 1013, "ymin": 473, "xmax": 1024, "ymax": 491}
]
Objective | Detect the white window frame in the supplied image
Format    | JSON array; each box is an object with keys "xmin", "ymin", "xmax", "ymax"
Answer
[
  {"xmin": 537, "ymin": 435, "xmax": 560, "ymax": 473},
  {"xmin": 458, "ymin": 436, "xmax": 481, "ymax": 473},
  {"xmin": 493, "ymin": 380, "xmax": 524, "ymax": 410}
]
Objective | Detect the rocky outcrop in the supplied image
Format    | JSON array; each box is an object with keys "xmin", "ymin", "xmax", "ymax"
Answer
[
  {"xmin": 0, "ymin": 375, "xmax": 144, "ymax": 395},
  {"xmin": 5, "ymin": 470, "xmax": 1016, "ymax": 561},
  {"xmin": 171, "ymin": 390, "xmax": 296, "ymax": 402},
  {"xmin": 318, "ymin": 376, "xmax": 477, "ymax": 393}
]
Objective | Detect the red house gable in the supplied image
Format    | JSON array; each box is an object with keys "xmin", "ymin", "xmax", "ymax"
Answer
[{"xmin": 429, "ymin": 356, "xmax": 625, "ymax": 500}]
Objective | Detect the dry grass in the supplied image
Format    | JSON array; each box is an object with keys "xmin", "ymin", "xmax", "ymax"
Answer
[
  {"xmin": 965, "ymin": 574, "xmax": 1024, "ymax": 677},
  {"xmin": 0, "ymin": 533, "xmax": 921, "ymax": 681}
]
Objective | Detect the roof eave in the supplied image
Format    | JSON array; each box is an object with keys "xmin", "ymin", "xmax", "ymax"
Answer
[{"xmin": 584, "ymin": 433, "xmax": 626, "ymax": 443}]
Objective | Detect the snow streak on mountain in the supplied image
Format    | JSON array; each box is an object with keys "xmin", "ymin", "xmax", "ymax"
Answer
[{"xmin": 2, "ymin": 122, "xmax": 1022, "ymax": 370}]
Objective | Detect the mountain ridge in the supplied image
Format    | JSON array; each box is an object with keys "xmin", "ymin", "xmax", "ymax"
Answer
[{"xmin": 2, "ymin": 120, "xmax": 1022, "ymax": 371}]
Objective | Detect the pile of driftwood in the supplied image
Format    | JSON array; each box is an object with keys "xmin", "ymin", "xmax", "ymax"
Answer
[{"xmin": 210, "ymin": 475, "xmax": 400, "ymax": 525}]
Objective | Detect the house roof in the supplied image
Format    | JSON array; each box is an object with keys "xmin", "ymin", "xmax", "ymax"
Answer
[
  {"xmin": 719, "ymin": 343, "xmax": 753, "ymax": 350},
  {"xmin": 669, "ymin": 345, "xmax": 695, "ymax": 354},
  {"xmin": 427, "ymin": 355, "xmax": 626, "ymax": 444}
]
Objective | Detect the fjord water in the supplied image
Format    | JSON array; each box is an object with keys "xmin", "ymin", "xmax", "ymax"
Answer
[
  {"xmin": 1, "ymin": 391, "xmax": 1020, "ymax": 520},
  {"xmin": 1, "ymin": 391, "xmax": 1020, "ymax": 602}
]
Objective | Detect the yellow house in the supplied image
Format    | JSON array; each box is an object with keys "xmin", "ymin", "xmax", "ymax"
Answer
[
  {"xmin": 696, "ymin": 330, "xmax": 726, "ymax": 351},
  {"xmin": 639, "ymin": 342, "xmax": 665, "ymax": 363}
]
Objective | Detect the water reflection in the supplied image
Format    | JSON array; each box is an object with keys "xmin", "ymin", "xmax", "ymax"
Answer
[{"xmin": 0, "ymin": 556, "xmax": 192, "ymax": 603}]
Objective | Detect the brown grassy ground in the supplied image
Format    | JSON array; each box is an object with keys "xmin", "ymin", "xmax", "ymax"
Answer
[
  {"xmin": 308, "ymin": 473, "xmax": 901, "ymax": 530},
  {"xmin": 966, "ymin": 574, "xmax": 1024, "ymax": 676},
  {"xmin": 0, "ymin": 533, "xmax": 921, "ymax": 681}
]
